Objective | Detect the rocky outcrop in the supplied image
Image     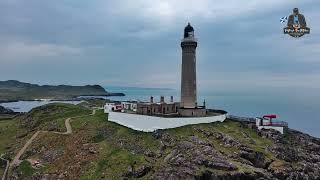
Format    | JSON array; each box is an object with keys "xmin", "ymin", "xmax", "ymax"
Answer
[
  {"xmin": 124, "ymin": 165, "xmax": 152, "ymax": 178},
  {"xmin": 0, "ymin": 105, "xmax": 14, "ymax": 114},
  {"xmin": 6, "ymin": 110, "xmax": 320, "ymax": 179},
  {"xmin": 147, "ymin": 126, "xmax": 320, "ymax": 179},
  {"xmin": 266, "ymin": 129, "xmax": 320, "ymax": 179},
  {"xmin": 150, "ymin": 133, "xmax": 238, "ymax": 179}
]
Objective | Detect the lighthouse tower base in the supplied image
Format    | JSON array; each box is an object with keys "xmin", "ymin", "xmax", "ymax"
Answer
[{"xmin": 178, "ymin": 107, "xmax": 207, "ymax": 117}]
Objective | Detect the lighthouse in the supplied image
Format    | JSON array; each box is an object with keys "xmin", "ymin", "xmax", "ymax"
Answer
[
  {"xmin": 179, "ymin": 23, "xmax": 206, "ymax": 117},
  {"xmin": 180, "ymin": 23, "xmax": 198, "ymax": 109}
]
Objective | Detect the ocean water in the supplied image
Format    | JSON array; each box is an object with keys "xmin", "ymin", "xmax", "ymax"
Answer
[
  {"xmin": 106, "ymin": 86, "xmax": 320, "ymax": 138},
  {"xmin": 1, "ymin": 86, "xmax": 318, "ymax": 138},
  {"xmin": 0, "ymin": 100, "xmax": 82, "ymax": 113}
]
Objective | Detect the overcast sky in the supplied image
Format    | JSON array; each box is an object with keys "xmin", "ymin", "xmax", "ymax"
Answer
[{"xmin": 0, "ymin": 0, "xmax": 319, "ymax": 93}]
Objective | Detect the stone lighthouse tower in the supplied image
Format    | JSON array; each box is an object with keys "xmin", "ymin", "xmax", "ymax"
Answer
[
  {"xmin": 180, "ymin": 23, "xmax": 198, "ymax": 109},
  {"xmin": 178, "ymin": 23, "xmax": 206, "ymax": 117}
]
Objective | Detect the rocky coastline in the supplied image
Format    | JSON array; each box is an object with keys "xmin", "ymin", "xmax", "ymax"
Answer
[
  {"xmin": 139, "ymin": 123, "xmax": 320, "ymax": 179},
  {"xmin": 0, "ymin": 93, "xmax": 125, "ymax": 104},
  {"xmin": 1, "ymin": 102, "xmax": 319, "ymax": 179}
]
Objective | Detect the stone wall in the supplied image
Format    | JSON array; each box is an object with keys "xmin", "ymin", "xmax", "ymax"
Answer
[
  {"xmin": 136, "ymin": 103, "xmax": 179, "ymax": 116},
  {"xmin": 178, "ymin": 108, "xmax": 206, "ymax": 117}
]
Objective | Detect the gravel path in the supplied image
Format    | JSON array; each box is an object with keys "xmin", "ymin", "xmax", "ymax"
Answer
[{"xmin": 9, "ymin": 109, "xmax": 96, "ymax": 167}]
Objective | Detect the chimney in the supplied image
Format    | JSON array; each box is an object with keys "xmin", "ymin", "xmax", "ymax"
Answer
[
  {"xmin": 170, "ymin": 96, "xmax": 174, "ymax": 103},
  {"xmin": 160, "ymin": 96, "xmax": 165, "ymax": 103},
  {"xmin": 150, "ymin": 96, "xmax": 154, "ymax": 103}
]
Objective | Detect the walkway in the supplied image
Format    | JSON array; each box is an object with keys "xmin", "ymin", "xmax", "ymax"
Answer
[
  {"xmin": 10, "ymin": 131, "xmax": 41, "ymax": 166},
  {"xmin": 9, "ymin": 109, "xmax": 96, "ymax": 167}
]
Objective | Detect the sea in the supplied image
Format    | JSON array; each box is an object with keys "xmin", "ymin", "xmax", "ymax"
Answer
[
  {"xmin": 105, "ymin": 86, "xmax": 320, "ymax": 138},
  {"xmin": 0, "ymin": 100, "xmax": 81, "ymax": 113},
  {"xmin": 1, "ymin": 86, "xmax": 319, "ymax": 138}
]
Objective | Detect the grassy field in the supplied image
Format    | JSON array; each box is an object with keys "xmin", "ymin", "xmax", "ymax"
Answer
[
  {"xmin": 0, "ymin": 103, "xmax": 92, "ymax": 150},
  {"xmin": 68, "ymin": 110, "xmax": 276, "ymax": 178},
  {"xmin": 0, "ymin": 118, "xmax": 24, "ymax": 154},
  {"xmin": 0, "ymin": 169, "xmax": 3, "ymax": 179},
  {"xmin": 0, "ymin": 114, "xmax": 16, "ymax": 120},
  {"xmin": 18, "ymin": 103, "xmax": 91, "ymax": 132},
  {"xmin": 75, "ymin": 110, "xmax": 157, "ymax": 179},
  {"xmin": 0, "ymin": 103, "xmax": 285, "ymax": 179}
]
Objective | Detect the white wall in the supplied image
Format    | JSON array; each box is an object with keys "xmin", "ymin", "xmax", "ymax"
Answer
[
  {"xmin": 104, "ymin": 103, "xmax": 114, "ymax": 113},
  {"xmin": 107, "ymin": 112, "xmax": 226, "ymax": 132}
]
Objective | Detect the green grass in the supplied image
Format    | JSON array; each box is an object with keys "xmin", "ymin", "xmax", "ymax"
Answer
[
  {"xmin": 0, "ymin": 114, "xmax": 16, "ymax": 120},
  {"xmin": 81, "ymin": 141, "xmax": 146, "ymax": 180},
  {"xmin": 0, "ymin": 104, "xmax": 282, "ymax": 179},
  {"xmin": 0, "ymin": 170, "xmax": 3, "ymax": 179},
  {"xmin": 20, "ymin": 103, "xmax": 91, "ymax": 131},
  {"xmin": 82, "ymin": 99, "xmax": 107, "ymax": 108},
  {"xmin": 72, "ymin": 109, "xmax": 160, "ymax": 152},
  {"xmin": 0, "ymin": 103, "xmax": 92, "ymax": 158},
  {"xmin": 67, "ymin": 111, "xmax": 155, "ymax": 179},
  {"xmin": 0, "ymin": 118, "xmax": 25, "ymax": 154},
  {"xmin": 17, "ymin": 160, "xmax": 34, "ymax": 178},
  {"xmin": 76, "ymin": 114, "xmax": 279, "ymax": 178}
]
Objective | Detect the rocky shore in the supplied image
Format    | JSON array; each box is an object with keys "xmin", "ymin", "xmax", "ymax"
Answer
[{"xmin": 0, "ymin": 105, "xmax": 15, "ymax": 114}]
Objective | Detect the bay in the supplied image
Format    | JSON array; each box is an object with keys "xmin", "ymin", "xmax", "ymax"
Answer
[{"xmin": 0, "ymin": 100, "xmax": 82, "ymax": 113}]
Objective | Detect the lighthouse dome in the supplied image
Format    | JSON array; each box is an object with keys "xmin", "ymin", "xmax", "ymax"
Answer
[{"xmin": 184, "ymin": 23, "xmax": 194, "ymax": 38}]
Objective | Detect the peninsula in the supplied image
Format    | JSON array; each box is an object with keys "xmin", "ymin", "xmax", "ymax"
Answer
[
  {"xmin": 0, "ymin": 80, "xmax": 124, "ymax": 103},
  {"xmin": 0, "ymin": 102, "xmax": 319, "ymax": 179}
]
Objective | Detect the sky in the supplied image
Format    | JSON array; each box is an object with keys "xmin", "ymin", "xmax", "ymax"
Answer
[{"xmin": 1, "ymin": 0, "xmax": 320, "ymax": 94}]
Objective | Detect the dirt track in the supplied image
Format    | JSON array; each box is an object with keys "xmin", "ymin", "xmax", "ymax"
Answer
[{"xmin": 9, "ymin": 109, "xmax": 96, "ymax": 167}]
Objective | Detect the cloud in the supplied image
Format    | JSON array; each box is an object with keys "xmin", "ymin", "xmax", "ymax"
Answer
[
  {"xmin": 106, "ymin": 0, "xmax": 315, "ymax": 26},
  {"xmin": 0, "ymin": 0, "xmax": 319, "ymax": 90},
  {"xmin": 0, "ymin": 42, "xmax": 82, "ymax": 62}
]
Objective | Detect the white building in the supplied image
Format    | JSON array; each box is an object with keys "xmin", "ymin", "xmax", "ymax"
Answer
[
  {"xmin": 255, "ymin": 117, "xmax": 288, "ymax": 134},
  {"xmin": 104, "ymin": 103, "xmax": 115, "ymax": 113},
  {"xmin": 104, "ymin": 102, "xmax": 137, "ymax": 113},
  {"xmin": 121, "ymin": 102, "xmax": 137, "ymax": 112}
]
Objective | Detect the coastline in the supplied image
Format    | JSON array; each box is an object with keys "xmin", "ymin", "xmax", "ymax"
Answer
[{"xmin": 0, "ymin": 92, "xmax": 125, "ymax": 104}]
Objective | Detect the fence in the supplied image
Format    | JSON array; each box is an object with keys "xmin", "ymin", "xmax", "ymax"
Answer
[
  {"xmin": 227, "ymin": 115, "xmax": 256, "ymax": 123},
  {"xmin": 261, "ymin": 120, "xmax": 288, "ymax": 127}
]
